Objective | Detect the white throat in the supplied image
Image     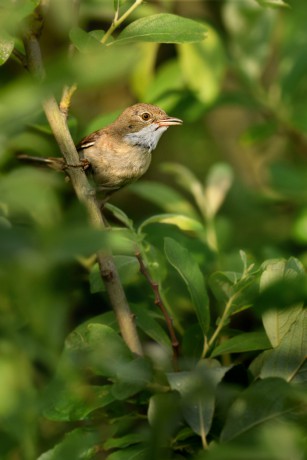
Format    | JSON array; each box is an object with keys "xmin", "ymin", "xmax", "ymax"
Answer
[{"xmin": 124, "ymin": 124, "xmax": 168, "ymax": 152}]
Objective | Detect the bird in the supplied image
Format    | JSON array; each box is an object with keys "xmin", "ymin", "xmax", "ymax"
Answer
[{"xmin": 18, "ymin": 103, "xmax": 183, "ymax": 197}]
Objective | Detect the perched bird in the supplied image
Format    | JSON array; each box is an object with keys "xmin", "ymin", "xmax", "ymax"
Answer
[{"xmin": 18, "ymin": 103, "xmax": 182, "ymax": 196}]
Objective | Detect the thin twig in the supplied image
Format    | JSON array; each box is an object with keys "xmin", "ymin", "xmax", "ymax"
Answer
[
  {"xmin": 22, "ymin": 13, "xmax": 143, "ymax": 356},
  {"xmin": 135, "ymin": 251, "xmax": 180, "ymax": 371},
  {"xmin": 59, "ymin": 0, "xmax": 80, "ymax": 117},
  {"xmin": 101, "ymin": 0, "xmax": 144, "ymax": 45}
]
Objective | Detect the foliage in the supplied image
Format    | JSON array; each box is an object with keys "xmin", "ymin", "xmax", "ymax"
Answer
[{"xmin": 1, "ymin": 0, "xmax": 307, "ymax": 459}]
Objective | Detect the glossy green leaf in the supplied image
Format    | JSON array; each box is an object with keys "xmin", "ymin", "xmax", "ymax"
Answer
[
  {"xmin": 260, "ymin": 258, "xmax": 305, "ymax": 347},
  {"xmin": 104, "ymin": 433, "xmax": 144, "ymax": 450},
  {"xmin": 43, "ymin": 383, "xmax": 115, "ymax": 421},
  {"xmin": 130, "ymin": 181, "xmax": 198, "ymax": 219},
  {"xmin": 107, "ymin": 445, "xmax": 148, "ymax": 460},
  {"xmin": 260, "ymin": 309, "xmax": 307, "ymax": 381},
  {"xmin": 177, "ymin": 24, "xmax": 225, "ymax": 105},
  {"xmin": 116, "ymin": 14, "xmax": 207, "ymax": 44},
  {"xmin": 37, "ymin": 427, "xmax": 100, "ymax": 460},
  {"xmin": 168, "ymin": 360, "xmax": 229, "ymax": 436},
  {"xmin": 69, "ymin": 27, "xmax": 104, "ymax": 52},
  {"xmin": 211, "ymin": 331, "xmax": 271, "ymax": 358},
  {"xmin": 0, "ymin": 32, "xmax": 14, "ymax": 65},
  {"xmin": 256, "ymin": 0, "xmax": 289, "ymax": 8},
  {"xmin": 204, "ymin": 163, "xmax": 234, "ymax": 218},
  {"xmin": 139, "ymin": 213, "xmax": 204, "ymax": 234},
  {"xmin": 105, "ymin": 203, "xmax": 134, "ymax": 229},
  {"xmin": 131, "ymin": 304, "xmax": 171, "ymax": 348},
  {"xmin": 63, "ymin": 323, "xmax": 133, "ymax": 378},
  {"xmin": 111, "ymin": 357, "xmax": 152, "ymax": 400},
  {"xmin": 164, "ymin": 237, "xmax": 210, "ymax": 333},
  {"xmin": 221, "ymin": 378, "xmax": 296, "ymax": 442}
]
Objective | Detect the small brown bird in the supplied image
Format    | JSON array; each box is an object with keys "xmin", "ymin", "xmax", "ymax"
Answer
[{"xmin": 19, "ymin": 103, "xmax": 182, "ymax": 196}]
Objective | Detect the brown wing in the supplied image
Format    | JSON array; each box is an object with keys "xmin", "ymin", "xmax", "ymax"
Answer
[{"xmin": 76, "ymin": 129, "xmax": 104, "ymax": 151}]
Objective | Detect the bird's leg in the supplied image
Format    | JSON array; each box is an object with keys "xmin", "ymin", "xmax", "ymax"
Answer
[{"xmin": 64, "ymin": 158, "xmax": 90, "ymax": 171}]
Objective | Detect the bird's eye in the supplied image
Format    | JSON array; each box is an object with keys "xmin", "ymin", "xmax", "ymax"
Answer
[{"xmin": 141, "ymin": 112, "xmax": 151, "ymax": 121}]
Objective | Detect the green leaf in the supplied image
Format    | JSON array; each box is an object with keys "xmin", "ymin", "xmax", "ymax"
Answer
[
  {"xmin": 164, "ymin": 237, "xmax": 210, "ymax": 333},
  {"xmin": 43, "ymin": 383, "xmax": 115, "ymax": 421},
  {"xmin": 130, "ymin": 181, "xmax": 198, "ymax": 219},
  {"xmin": 130, "ymin": 42, "xmax": 159, "ymax": 100},
  {"xmin": 116, "ymin": 14, "xmax": 207, "ymax": 44},
  {"xmin": 37, "ymin": 427, "xmax": 100, "ymax": 460},
  {"xmin": 221, "ymin": 378, "xmax": 296, "ymax": 442},
  {"xmin": 139, "ymin": 213, "xmax": 204, "ymax": 234},
  {"xmin": 104, "ymin": 433, "xmax": 144, "ymax": 450},
  {"xmin": 69, "ymin": 27, "xmax": 104, "ymax": 52},
  {"xmin": 260, "ymin": 258, "xmax": 305, "ymax": 347},
  {"xmin": 260, "ymin": 309, "xmax": 307, "ymax": 382},
  {"xmin": 144, "ymin": 59, "xmax": 184, "ymax": 109},
  {"xmin": 211, "ymin": 331, "xmax": 271, "ymax": 358},
  {"xmin": 0, "ymin": 32, "xmax": 14, "ymax": 65},
  {"xmin": 111, "ymin": 357, "xmax": 152, "ymax": 400},
  {"xmin": 168, "ymin": 360, "xmax": 230, "ymax": 436},
  {"xmin": 63, "ymin": 323, "xmax": 133, "ymax": 378},
  {"xmin": 105, "ymin": 203, "xmax": 134, "ymax": 229},
  {"xmin": 204, "ymin": 163, "xmax": 234, "ymax": 218},
  {"xmin": 0, "ymin": 168, "xmax": 61, "ymax": 227},
  {"xmin": 107, "ymin": 445, "xmax": 148, "ymax": 460},
  {"xmin": 131, "ymin": 304, "xmax": 171, "ymax": 348},
  {"xmin": 256, "ymin": 0, "xmax": 289, "ymax": 8},
  {"xmin": 177, "ymin": 24, "xmax": 225, "ymax": 105}
]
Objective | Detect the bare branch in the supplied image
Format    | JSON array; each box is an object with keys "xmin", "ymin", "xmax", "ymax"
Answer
[
  {"xmin": 22, "ymin": 14, "xmax": 143, "ymax": 356},
  {"xmin": 136, "ymin": 251, "xmax": 180, "ymax": 371}
]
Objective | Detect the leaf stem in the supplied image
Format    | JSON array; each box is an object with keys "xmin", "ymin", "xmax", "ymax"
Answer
[
  {"xmin": 101, "ymin": 0, "xmax": 144, "ymax": 45},
  {"xmin": 203, "ymin": 292, "xmax": 238, "ymax": 357}
]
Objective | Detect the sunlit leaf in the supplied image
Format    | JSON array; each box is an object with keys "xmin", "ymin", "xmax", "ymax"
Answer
[
  {"xmin": 0, "ymin": 32, "xmax": 14, "ymax": 65},
  {"xmin": 130, "ymin": 42, "xmax": 159, "ymax": 100},
  {"xmin": 37, "ymin": 427, "xmax": 100, "ymax": 460},
  {"xmin": 260, "ymin": 258, "xmax": 305, "ymax": 347},
  {"xmin": 43, "ymin": 383, "xmax": 115, "ymax": 421},
  {"xmin": 256, "ymin": 0, "xmax": 289, "ymax": 8},
  {"xmin": 205, "ymin": 163, "xmax": 234, "ymax": 218},
  {"xmin": 221, "ymin": 378, "xmax": 297, "ymax": 442},
  {"xmin": 139, "ymin": 213, "xmax": 204, "ymax": 234},
  {"xmin": 211, "ymin": 331, "xmax": 271, "ymax": 358},
  {"xmin": 69, "ymin": 27, "xmax": 105, "ymax": 52},
  {"xmin": 177, "ymin": 24, "xmax": 225, "ymax": 105},
  {"xmin": 130, "ymin": 181, "xmax": 198, "ymax": 219},
  {"xmin": 260, "ymin": 309, "xmax": 307, "ymax": 381},
  {"xmin": 168, "ymin": 360, "xmax": 230, "ymax": 436},
  {"xmin": 116, "ymin": 14, "xmax": 207, "ymax": 44},
  {"xmin": 164, "ymin": 237, "xmax": 210, "ymax": 333}
]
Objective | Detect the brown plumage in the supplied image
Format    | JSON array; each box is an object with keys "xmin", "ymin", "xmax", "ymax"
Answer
[{"xmin": 18, "ymin": 103, "xmax": 182, "ymax": 195}]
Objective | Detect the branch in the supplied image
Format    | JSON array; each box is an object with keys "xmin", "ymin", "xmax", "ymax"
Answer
[
  {"xmin": 135, "ymin": 251, "xmax": 180, "ymax": 371},
  {"xmin": 22, "ymin": 14, "xmax": 143, "ymax": 356},
  {"xmin": 101, "ymin": 0, "xmax": 144, "ymax": 45}
]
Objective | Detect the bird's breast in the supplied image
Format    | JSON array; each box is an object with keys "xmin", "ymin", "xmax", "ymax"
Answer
[{"xmin": 82, "ymin": 143, "xmax": 152, "ymax": 189}]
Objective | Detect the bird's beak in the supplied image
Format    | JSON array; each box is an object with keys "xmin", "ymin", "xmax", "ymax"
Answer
[{"xmin": 158, "ymin": 116, "xmax": 183, "ymax": 127}]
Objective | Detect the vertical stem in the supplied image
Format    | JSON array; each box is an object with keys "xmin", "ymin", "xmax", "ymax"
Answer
[{"xmin": 23, "ymin": 21, "xmax": 143, "ymax": 356}]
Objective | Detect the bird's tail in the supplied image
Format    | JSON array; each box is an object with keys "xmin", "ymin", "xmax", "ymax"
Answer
[{"xmin": 17, "ymin": 154, "xmax": 66, "ymax": 171}]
